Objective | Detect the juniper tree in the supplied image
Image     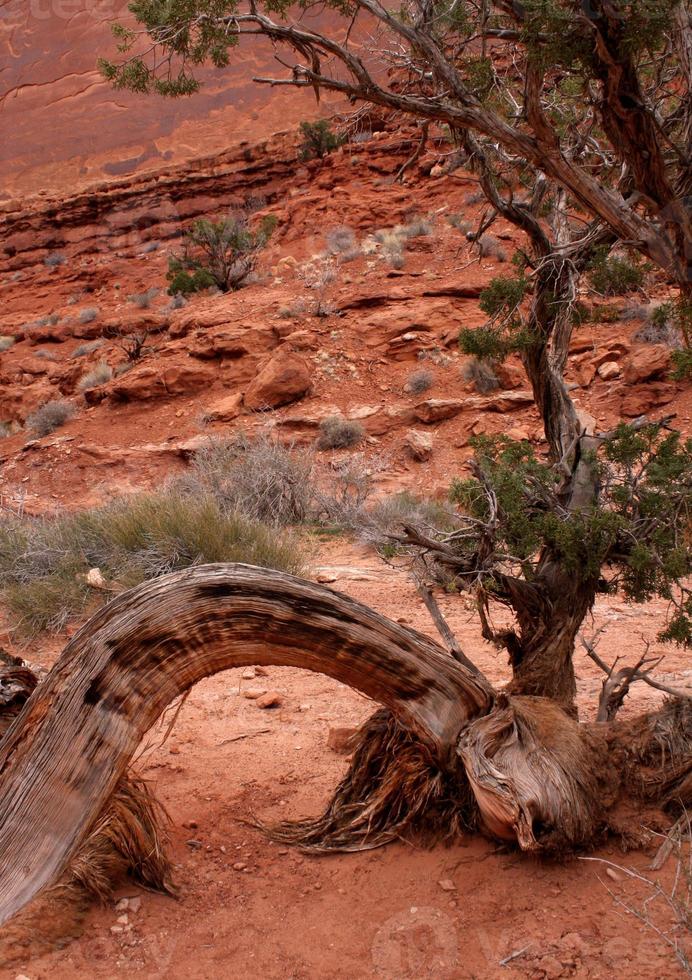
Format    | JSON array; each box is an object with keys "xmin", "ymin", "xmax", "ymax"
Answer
[{"xmin": 20, "ymin": 0, "xmax": 687, "ymax": 863}]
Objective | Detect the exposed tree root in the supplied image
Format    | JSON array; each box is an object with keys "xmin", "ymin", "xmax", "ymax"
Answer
[
  {"xmin": 616, "ymin": 698, "xmax": 692, "ymax": 810},
  {"xmin": 259, "ymin": 708, "xmax": 478, "ymax": 852}
]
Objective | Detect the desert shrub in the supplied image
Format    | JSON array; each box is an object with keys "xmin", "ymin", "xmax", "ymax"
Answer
[
  {"xmin": 177, "ymin": 434, "xmax": 316, "ymax": 526},
  {"xmin": 463, "ymin": 357, "xmax": 500, "ymax": 393},
  {"xmin": 362, "ymin": 491, "xmax": 458, "ymax": 554},
  {"xmin": 325, "ymin": 226, "xmax": 355, "ymax": 254},
  {"xmin": 446, "ymin": 213, "xmax": 471, "ymax": 234},
  {"xmin": 0, "ymin": 422, "xmax": 11, "ymax": 439},
  {"xmin": 478, "ymin": 234, "xmax": 507, "ymax": 262},
  {"xmin": 71, "ymin": 340, "xmax": 104, "ymax": 359},
  {"xmin": 78, "ymin": 362, "xmax": 113, "ymax": 391},
  {"xmin": 167, "ymin": 293, "xmax": 187, "ymax": 310},
  {"xmin": 128, "ymin": 287, "xmax": 160, "ymax": 308},
  {"xmin": 587, "ymin": 247, "xmax": 644, "ymax": 295},
  {"xmin": 406, "ymin": 369, "xmax": 434, "ymax": 394},
  {"xmin": 315, "ymin": 453, "xmax": 381, "ymax": 527},
  {"xmin": 297, "ymin": 258, "xmax": 338, "ymax": 316},
  {"xmin": 23, "ymin": 314, "xmax": 59, "ymax": 331},
  {"xmin": 400, "ymin": 215, "xmax": 433, "ymax": 238},
  {"xmin": 44, "ymin": 253, "xmax": 66, "ymax": 268},
  {"xmin": 465, "ymin": 191, "xmax": 485, "ymax": 205},
  {"xmin": 375, "ymin": 229, "xmax": 406, "ymax": 268},
  {"xmin": 78, "ymin": 307, "xmax": 100, "ymax": 324},
  {"xmin": 298, "ymin": 120, "xmax": 344, "ymax": 161},
  {"xmin": 167, "ymin": 212, "xmax": 277, "ymax": 295},
  {"xmin": 318, "ymin": 415, "xmax": 365, "ymax": 450},
  {"xmin": 0, "ymin": 337, "xmax": 15, "ymax": 352},
  {"xmin": 0, "ymin": 491, "xmax": 305, "ymax": 636},
  {"xmin": 26, "ymin": 399, "xmax": 76, "ymax": 437},
  {"xmin": 634, "ymin": 302, "xmax": 684, "ymax": 348},
  {"xmin": 671, "ymin": 349, "xmax": 692, "ymax": 380}
]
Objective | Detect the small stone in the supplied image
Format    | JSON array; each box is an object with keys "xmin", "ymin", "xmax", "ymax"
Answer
[
  {"xmin": 86, "ymin": 567, "xmax": 108, "ymax": 590},
  {"xmin": 241, "ymin": 668, "xmax": 256, "ymax": 680},
  {"xmin": 115, "ymin": 898, "xmax": 129, "ymax": 912},
  {"xmin": 182, "ymin": 819, "xmax": 198, "ymax": 830},
  {"xmin": 128, "ymin": 897, "xmax": 141, "ymax": 914},
  {"xmin": 255, "ymin": 666, "xmax": 269, "ymax": 676},
  {"xmin": 110, "ymin": 925, "xmax": 124, "ymax": 935},
  {"xmin": 242, "ymin": 688, "xmax": 268, "ymax": 700},
  {"xmin": 117, "ymin": 914, "xmax": 129, "ymax": 925},
  {"xmin": 327, "ymin": 726, "xmax": 358, "ymax": 755},
  {"xmin": 597, "ymin": 360, "xmax": 621, "ymax": 381},
  {"xmin": 605, "ymin": 867, "xmax": 620, "ymax": 881},
  {"xmin": 169, "ymin": 746, "xmax": 180, "ymax": 755},
  {"xmin": 186, "ymin": 839, "xmax": 202, "ymax": 849},
  {"xmin": 438, "ymin": 879, "xmax": 456, "ymax": 892},
  {"xmin": 233, "ymin": 862, "xmax": 247, "ymax": 871},
  {"xmin": 256, "ymin": 692, "xmax": 282, "ymax": 709}
]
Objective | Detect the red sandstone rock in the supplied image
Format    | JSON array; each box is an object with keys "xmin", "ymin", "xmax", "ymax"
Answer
[{"xmin": 244, "ymin": 353, "xmax": 311, "ymax": 410}]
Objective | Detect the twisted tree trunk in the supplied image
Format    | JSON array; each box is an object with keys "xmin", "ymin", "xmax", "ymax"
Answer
[
  {"xmin": 0, "ymin": 564, "xmax": 490, "ymax": 929},
  {"xmin": 0, "ymin": 564, "xmax": 688, "ymax": 944}
]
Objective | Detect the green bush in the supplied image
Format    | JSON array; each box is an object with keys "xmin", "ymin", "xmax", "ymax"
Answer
[
  {"xmin": 0, "ymin": 491, "xmax": 305, "ymax": 636},
  {"xmin": 167, "ymin": 212, "xmax": 277, "ymax": 295},
  {"xmin": 587, "ymin": 248, "xmax": 644, "ymax": 296},
  {"xmin": 298, "ymin": 120, "xmax": 344, "ymax": 161}
]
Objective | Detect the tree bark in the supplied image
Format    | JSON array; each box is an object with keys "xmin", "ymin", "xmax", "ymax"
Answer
[{"xmin": 0, "ymin": 564, "xmax": 492, "ymax": 929}]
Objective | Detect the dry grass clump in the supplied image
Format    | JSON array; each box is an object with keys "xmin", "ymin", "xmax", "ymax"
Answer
[
  {"xmin": 325, "ymin": 226, "xmax": 361, "ymax": 261},
  {"xmin": 318, "ymin": 415, "xmax": 365, "ymax": 450},
  {"xmin": 0, "ymin": 422, "xmax": 11, "ymax": 439},
  {"xmin": 0, "ymin": 490, "xmax": 305, "ymax": 636},
  {"xmin": 78, "ymin": 307, "xmax": 100, "ymax": 324},
  {"xmin": 463, "ymin": 357, "xmax": 500, "ymax": 393},
  {"xmin": 477, "ymin": 234, "xmax": 507, "ymax": 262},
  {"xmin": 406, "ymin": 368, "xmax": 434, "ymax": 394},
  {"xmin": 633, "ymin": 303, "xmax": 684, "ymax": 348},
  {"xmin": 128, "ymin": 287, "xmax": 160, "ymax": 309},
  {"xmin": 78, "ymin": 362, "xmax": 113, "ymax": 391},
  {"xmin": 44, "ymin": 252, "xmax": 66, "ymax": 267},
  {"xmin": 362, "ymin": 491, "xmax": 458, "ymax": 554},
  {"xmin": 26, "ymin": 399, "xmax": 76, "ymax": 437},
  {"xmin": 178, "ymin": 433, "xmax": 316, "ymax": 526},
  {"xmin": 0, "ymin": 336, "xmax": 15, "ymax": 352},
  {"xmin": 71, "ymin": 339, "xmax": 104, "ymax": 359}
]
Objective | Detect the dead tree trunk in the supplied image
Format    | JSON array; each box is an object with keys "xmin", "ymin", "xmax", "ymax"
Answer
[
  {"xmin": 0, "ymin": 565, "xmax": 688, "ymax": 935},
  {"xmin": 0, "ymin": 564, "xmax": 491, "ymax": 929}
]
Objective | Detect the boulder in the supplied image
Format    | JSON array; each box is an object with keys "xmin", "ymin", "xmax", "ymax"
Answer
[
  {"xmin": 623, "ymin": 345, "xmax": 671, "ymax": 384},
  {"xmin": 244, "ymin": 352, "xmax": 311, "ymax": 410},
  {"xmin": 414, "ymin": 398, "xmax": 466, "ymax": 423},
  {"xmin": 485, "ymin": 390, "xmax": 534, "ymax": 412},
  {"xmin": 597, "ymin": 360, "xmax": 621, "ymax": 381},
  {"xmin": 202, "ymin": 391, "xmax": 243, "ymax": 423},
  {"xmin": 109, "ymin": 361, "xmax": 216, "ymax": 402},
  {"xmin": 403, "ymin": 429, "xmax": 433, "ymax": 461},
  {"xmin": 621, "ymin": 383, "xmax": 676, "ymax": 417}
]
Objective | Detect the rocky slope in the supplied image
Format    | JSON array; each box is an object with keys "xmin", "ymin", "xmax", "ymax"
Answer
[{"xmin": 0, "ymin": 121, "xmax": 688, "ymax": 512}]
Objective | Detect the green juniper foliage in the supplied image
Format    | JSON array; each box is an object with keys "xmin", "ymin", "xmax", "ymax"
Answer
[
  {"xmin": 297, "ymin": 120, "xmax": 344, "ymax": 161},
  {"xmin": 447, "ymin": 428, "xmax": 692, "ymax": 644},
  {"xmin": 167, "ymin": 212, "xmax": 277, "ymax": 294}
]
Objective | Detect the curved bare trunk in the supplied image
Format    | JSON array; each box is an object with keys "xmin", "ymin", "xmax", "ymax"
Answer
[{"xmin": 0, "ymin": 563, "xmax": 492, "ymax": 928}]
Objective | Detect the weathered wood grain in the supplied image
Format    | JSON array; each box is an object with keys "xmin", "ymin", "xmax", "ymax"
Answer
[{"xmin": 0, "ymin": 564, "xmax": 493, "ymax": 927}]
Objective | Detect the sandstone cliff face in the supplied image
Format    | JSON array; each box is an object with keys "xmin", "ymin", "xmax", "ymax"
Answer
[{"xmin": 0, "ymin": 1, "xmax": 338, "ymax": 198}]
